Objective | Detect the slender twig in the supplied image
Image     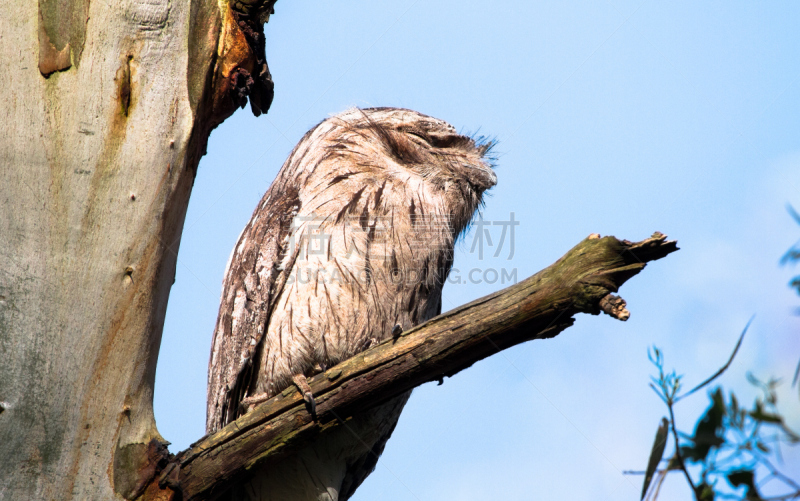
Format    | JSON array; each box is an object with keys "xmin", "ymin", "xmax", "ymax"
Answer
[
  {"xmin": 649, "ymin": 470, "xmax": 667, "ymax": 501},
  {"xmin": 676, "ymin": 318, "xmax": 752, "ymax": 402},
  {"xmin": 761, "ymin": 456, "xmax": 800, "ymax": 493},
  {"xmin": 667, "ymin": 402, "xmax": 699, "ymax": 500},
  {"xmin": 645, "ymin": 319, "xmax": 800, "ymax": 501}
]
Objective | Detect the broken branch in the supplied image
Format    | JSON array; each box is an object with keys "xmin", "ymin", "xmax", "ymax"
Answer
[{"xmin": 148, "ymin": 232, "xmax": 678, "ymax": 500}]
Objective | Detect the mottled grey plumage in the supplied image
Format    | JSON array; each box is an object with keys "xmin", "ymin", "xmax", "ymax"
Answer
[{"xmin": 207, "ymin": 107, "xmax": 495, "ymax": 500}]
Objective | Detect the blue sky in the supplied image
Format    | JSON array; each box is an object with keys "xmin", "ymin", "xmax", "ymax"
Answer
[{"xmin": 155, "ymin": 2, "xmax": 800, "ymax": 499}]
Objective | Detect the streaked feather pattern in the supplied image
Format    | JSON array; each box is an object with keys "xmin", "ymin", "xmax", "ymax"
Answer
[{"xmin": 207, "ymin": 108, "xmax": 495, "ymax": 500}]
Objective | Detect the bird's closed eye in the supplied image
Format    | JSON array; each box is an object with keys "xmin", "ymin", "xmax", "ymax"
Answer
[
  {"xmin": 404, "ymin": 127, "xmax": 470, "ymax": 150},
  {"xmin": 426, "ymin": 132, "xmax": 470, "ymax": 149}
]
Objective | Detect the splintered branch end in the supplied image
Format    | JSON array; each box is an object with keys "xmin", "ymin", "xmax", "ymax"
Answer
[{"xmin": 600, "ymin": 294, "xmax": 630, "ymax": 321}]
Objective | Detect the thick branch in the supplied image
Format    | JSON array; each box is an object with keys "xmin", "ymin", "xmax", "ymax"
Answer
[{"xmin": 157, "ymin": 232, "xmax": 677, "ymax": 500}]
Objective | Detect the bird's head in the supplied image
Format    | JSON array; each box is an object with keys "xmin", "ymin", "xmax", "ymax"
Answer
[{"xmin": 327, "ymin": 107, "xmax": 497, "ymax": 237}]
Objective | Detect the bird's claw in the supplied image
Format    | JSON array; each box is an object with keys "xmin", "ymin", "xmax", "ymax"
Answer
[
  {"xmin": 292, "ymin": 374, "xmax": 317, "ymax": 418},
  {"xmin": 241, "ymin": 392, "xmax": 270, "ymax": 408},
  {"xmin": 391, "ymin": 324, "xmax": 403, "ymax": 339},
  {"xmin": 303, "ymin": 391, "xmax": 316, "ymax": 416}
]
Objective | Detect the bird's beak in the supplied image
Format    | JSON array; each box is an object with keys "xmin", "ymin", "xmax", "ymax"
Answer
[{"xmin": 465, "ymin": 163, "xmax": 497, "ymax": 191}]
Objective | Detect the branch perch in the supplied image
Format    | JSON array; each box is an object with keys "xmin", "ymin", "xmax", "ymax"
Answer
[{"xmin": 147, "ymin": 232, "xmax": 678, "ymax": 500}]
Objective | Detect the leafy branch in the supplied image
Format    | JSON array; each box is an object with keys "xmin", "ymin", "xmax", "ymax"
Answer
[{"xmin": 630, "ymin": 323, "xmax": 800, "ymax": 501}]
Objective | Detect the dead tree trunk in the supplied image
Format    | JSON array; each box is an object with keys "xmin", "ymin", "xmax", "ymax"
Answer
[{"xmin": 0, "ymin": 0, "xmax": 273, "ymax": 499}]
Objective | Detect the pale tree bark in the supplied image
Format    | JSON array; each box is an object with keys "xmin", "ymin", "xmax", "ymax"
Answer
[
  {"xmin": 0, "ymin": 0, "xmax": 272, "ymax": 498},
  {"xmin": 0, "ymin": 1, "xmax": 678, "ymax": 500}
]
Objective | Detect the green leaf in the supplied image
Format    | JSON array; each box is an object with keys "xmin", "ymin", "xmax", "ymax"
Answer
[
  {"xmin": 641, "ymin": 418, "xmax": 669, "ymax": 500},
  {"xmin": 683, "ymin": 388, "xmax": 725, "ymax": 462},
  {"xmin": 727, "ymin": 469, "xmax": 763, "ymax": 500},
  {"xmin": 781, "ymin": 423, "xmax": 800, "ymax": 443},
  {"xmin": 677, "ymin": 321, "xmax": 751, "ymax": 402},
  {"xmin": 665, "ymin": 454, "xmax": 681, "ymax": 471},
  {"xmin": 727, "ymin": 469, "xmax": 752, "ymax": 487},
  {"xmin": 786, "ymin": 203, "xmax": 800, "ymax": 227},
  {"xmin": 696, "ymin": 482, "xmax": 715, "ymax": 501},
  {"xmin": 750, "ymin": 401, "xmax": 783, "ymax": 424},
  {"xmin": 729, "ymin": 391, "xmax": 746, "ymax": 428}
]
